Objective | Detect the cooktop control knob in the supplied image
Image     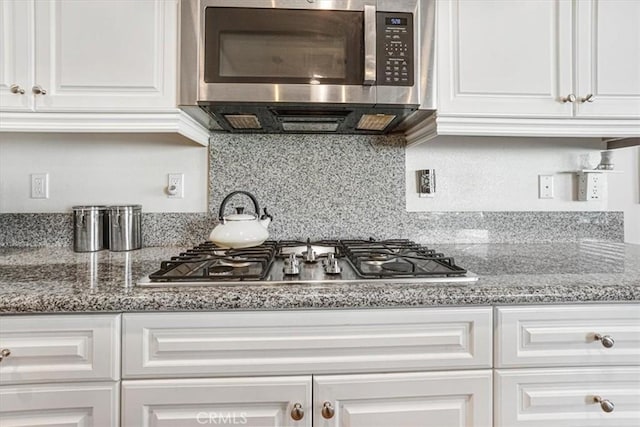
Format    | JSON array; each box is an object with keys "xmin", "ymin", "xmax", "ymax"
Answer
[
  {"xmin": 283, "ymin": 253, "xmax": 300, "ymax": 275},
  {"xmin": 303, "ymin": 247, "xmax": 317, "ymax": 263},
  {"xmin": 323, "ymin": 253, "xmax": 342, "ymax": 274}
]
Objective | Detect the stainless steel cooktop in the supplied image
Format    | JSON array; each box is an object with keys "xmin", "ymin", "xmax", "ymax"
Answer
[{"xmin": 138, "ymin": 239, "xmax": 478, "ymax": 287}]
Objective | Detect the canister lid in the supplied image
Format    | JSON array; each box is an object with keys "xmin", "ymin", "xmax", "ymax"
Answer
[
  {"xmin": 106, "ymin": 204, "xmax": 142, "ymax": 212},
  {"xmin": 72, "ymin": 205, "xmax": 106, "ymax": 211}
]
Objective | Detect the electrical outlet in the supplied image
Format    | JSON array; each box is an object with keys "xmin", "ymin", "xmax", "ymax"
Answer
[
  {"xmin": 538, "ymin": 175, "xmax": 554, "ymax": 199},
  {"xmin": 578, "ymin": 172, "xmax": 604, "ymax": 201},
  {"xmin": 30, "ymin": 173, "xmax": 49, "ymax": 199},
  {"xmin": 167, "ymin": 173, "xmax": 184, "ymax": 198}
]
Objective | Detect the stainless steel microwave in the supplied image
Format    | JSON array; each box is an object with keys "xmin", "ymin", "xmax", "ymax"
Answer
[{"xmin": 179, "ymin": 0, "xmax": 434, "ymax": 134}]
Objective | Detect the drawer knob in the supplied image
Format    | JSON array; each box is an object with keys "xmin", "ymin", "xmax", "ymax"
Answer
[
  {"xmin": 594, "ymin": 396, "xmax": 615, "ymax": 413},
  {"xmin": 594, "ymin": 334, "xmax": 615, "ymax": 348},
  {"xmin": 10, "ymin": 84, "xmax": 25, "ymax": 95},
  {"xmin": 0, "ymin": 349, "xmax": 10, "ymax": 362},
  {"xmin": 561, "ymin": 93, "xmax": 576, "ymax": 103},
  {"xmin": 322, "ymin": 401, "xmax": 335, "ymax": 419},
  {"xmin": 32, "ymin": 85, "xmax": 47, "ymax": 95},
  {"xmin": 290, "ymin": 403, "xmax": 304, "ymax": 421}
]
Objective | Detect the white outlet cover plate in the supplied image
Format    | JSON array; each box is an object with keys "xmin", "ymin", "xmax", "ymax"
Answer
[
  {"xmin": 30, "ymin": 173, "xmax": 49, "ymax": 199},
  {"xmin": 538, "ymin": 175, "xmax": 554, "ymax": 199}
]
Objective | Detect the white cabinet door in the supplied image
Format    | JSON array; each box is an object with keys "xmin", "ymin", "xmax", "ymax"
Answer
[
  {"xmin": 33, "ymin": 0, "xmax": 177, "ymax": 112},
  {"xmin": 495, "ymin": 367, "xmax": 640, "ymax": 426},
  {"xmin": 122, "ymin": 376, "xmax": 312, "ymax": 427},
  {"xmin": 0, "ymin": 382, "xmax": 119, "ymax": 427},
  {"xmin": 313, "ymin": 371, "xmax": 493, "ymax": 427},
  {"xmin": 575, "ymin": 0, "xmax": 640, "ymax": 118},
  {"xmin": 437, "ymin": 0, "xmax": 573, "ymax": 117},
  {"xmin": 0, "ymin": 0, "xmax": 33, "ymax": 111}
]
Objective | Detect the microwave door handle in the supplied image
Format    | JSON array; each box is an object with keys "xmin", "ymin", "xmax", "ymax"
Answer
[{"xmin": 363, "ymin": 4, "xmax": 377, "ymax": 86}]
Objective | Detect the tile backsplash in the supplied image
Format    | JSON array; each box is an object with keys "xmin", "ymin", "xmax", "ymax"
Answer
[{"xmin": 0, "ymin": 134, "xmax": 625, "ymax": 247}]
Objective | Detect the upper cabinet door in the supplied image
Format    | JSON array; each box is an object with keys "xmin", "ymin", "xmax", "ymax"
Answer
[
  {"xmin": 33, "ymin": 0, "xmax": 177, "ymax": 112},
  {"xmin": 575, "ymin": 0, "xmax": 640, "ymax": 118},
  {"xmin": 437, "ymin": 0, "xmax": 573, "ymax": 117},
  {"xmin": 0, "ymin": 0, "xmax": 34, "ymax": 111}
]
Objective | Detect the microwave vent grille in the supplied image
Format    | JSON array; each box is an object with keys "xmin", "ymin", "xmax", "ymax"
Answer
[
  {"xmin": 225, "ymin": 114, "xmax": 262, "ymax": 129},
  {"xmin": 356, "ymin": 114, "xmax": 397, "ymax": 131}
]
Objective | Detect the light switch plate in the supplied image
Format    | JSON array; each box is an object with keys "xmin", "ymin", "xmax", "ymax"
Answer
[{"xmin": 538, "ymin": 175, "xmax": 554, "ymax": 199}]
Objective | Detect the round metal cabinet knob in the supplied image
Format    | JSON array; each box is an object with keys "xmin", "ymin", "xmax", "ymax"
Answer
[
  {"xmin": 561, "ymin": 94, "xmax": 576, "ymax": 103},
  {"xmin": 32, "ymin": 85, "xmax": 47, "ymax": 95},
  {"xmin": 594, "ymin": 396, "xmax": 615, "ymax": 413},
  {"xmin": 290, "ymin": 403, "xmax": 304, "ymax": 421},
  {"xmin": 594, "ymin": 334, "xmax": 615, "ymax": 348},
  {"xmin": 321, "ymin": 401, "xmax": 335, "ymax": 419},
  {"xmin": 9, "ymin": 84, "xmax": 25, "ymax": 94},
  {"xmin": 0, "ymin": 349, "xmax": 11, "ymax": 362}
]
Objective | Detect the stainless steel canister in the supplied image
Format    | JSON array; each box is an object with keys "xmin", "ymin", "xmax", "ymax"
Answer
[
  {"xmin": 72, "ymin": 206, "xmax": 106, "ymax": 252},
  {"xmin": 107, "ymin": 205, "xmax": 142, "ymax": 251}
]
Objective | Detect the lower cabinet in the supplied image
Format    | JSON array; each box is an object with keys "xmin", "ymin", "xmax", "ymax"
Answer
[
  {"xmin": 121, "ymin": 371, "xmax": 493, "ymax": 427},
  {"xmin": 0, "ymin": 381, "xmax": 119, "ymax": 426}
]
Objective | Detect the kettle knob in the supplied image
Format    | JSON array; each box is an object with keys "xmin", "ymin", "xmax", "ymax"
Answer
[{"xmin": 235, "ymin": 207, "xmax": 245, "ymax": 214}]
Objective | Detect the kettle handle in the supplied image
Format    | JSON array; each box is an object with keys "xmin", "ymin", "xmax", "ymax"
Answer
[{"xmin": 218, "ymin": 191, "xmax": 261, "ymax": 221}]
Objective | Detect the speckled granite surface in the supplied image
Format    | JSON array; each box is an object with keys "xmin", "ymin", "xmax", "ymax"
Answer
[{"xmin": 1, "ymin": 241, "xmax": 637, "ymax": 313}]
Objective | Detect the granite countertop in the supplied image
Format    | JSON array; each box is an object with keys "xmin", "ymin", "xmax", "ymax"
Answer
[{"xmin": 0, "ymin": 241, "xmax": 639, "ymax": 314}]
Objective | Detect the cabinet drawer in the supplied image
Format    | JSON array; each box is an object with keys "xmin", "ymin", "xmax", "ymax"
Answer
[
  {"xmin": 122, "ymin": 376, "xmax": 312, "ymax": 427},
  {"xmin": 123, "ymin": 308, "xmax": 492, "ymax": 378},
  {"xmin": 495, "ymin": 304, "xmax": 640, "ymax": 368},
  {"xmin": 0, "ymin": 381, "xmax": 119, "ymax": 427},
  {"xmin": 0, "ymin": 314, "xmax": 120, "ymax": 384},
  {"xmin": 495, "ymin": 367, "xmax": 640, "ymax": 426}
]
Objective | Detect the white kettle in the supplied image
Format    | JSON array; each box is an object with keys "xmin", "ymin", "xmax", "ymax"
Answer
[{"xmin": 209, "ymin": 191, "xmax": 273, "ymax": 249}]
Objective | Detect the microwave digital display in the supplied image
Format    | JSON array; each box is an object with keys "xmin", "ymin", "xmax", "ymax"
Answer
[{"xmin": 386, "ymin": 17, "xmax": 407, "ymax": 26}]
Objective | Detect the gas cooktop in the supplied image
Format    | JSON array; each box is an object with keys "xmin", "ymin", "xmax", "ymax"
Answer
[{"xmin": 138, "ymin": 239, "xmax": 478, "ymax": 287}]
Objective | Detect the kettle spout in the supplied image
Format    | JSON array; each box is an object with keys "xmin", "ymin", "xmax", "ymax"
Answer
[{"xmin": 260, "ymin": 207, "xmax": 273, "ymax": 229}]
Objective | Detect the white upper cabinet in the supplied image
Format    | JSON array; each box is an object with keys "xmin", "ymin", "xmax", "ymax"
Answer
[
  {"xmin": 426, "ymin": 0, "xmax": 640, "ymax": 141},
  {"xmin": 0, "ymin": 0, "xmax": 33, "ymax": 111},
  {"xmin": 33, "ymin": 0, "xmax": 177, "ymax": 111},
  {"xmin": 437, "ymin": 0, "xmax": 572, "ymax": 117},
  {"xmin": 0, "ymin": 0, "xmax": 209, "ymax": 145},
  {"xmin": 575, "ymin": 0, "xmax": 640, "ymax": 118}
]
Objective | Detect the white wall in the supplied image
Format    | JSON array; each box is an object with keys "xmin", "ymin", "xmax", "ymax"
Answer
[
  {"xmin": 406, "ymin": 136, "xmax": 607, "ymax": 211},
  {"xmin": 0, "ymin": 133, "xmax": 208, "ymax": 213},
  {"xmin": 608, "ymin": 146, "xmax": 640, "ymax": 244}
]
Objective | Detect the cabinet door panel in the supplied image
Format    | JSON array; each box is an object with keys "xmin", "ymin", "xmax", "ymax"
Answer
[
  {"xmin": 495, "ymin": 367, "xmax": 640, "ymax": 426},
  {"xmin": 0, "ymin": 382, "xmax": 119, "ymax": 427},
  {"xmin": 576, "ymin": 0, "xmax": 640, "ymax": 117},
  {"xmin": 123, "ymin": 308, "xmax": 492, "ymax": 378},
  {"xmin": 34, "ymin": 0, "xmax": 177, "ymax": 111},
  {"xmin": 437, "ymin": 0, "xmax": 572, "ymax": 117},
  {"xmin": 122, "ymin": 377, "xmax": 312, "ymax": 427},
  {"xmin": 314, "ymin": 371, "xmax": 492, "ymax": 427},
  {"xmin": 0, "ymin": 0, "xmax": 33, "ymax": 111}
]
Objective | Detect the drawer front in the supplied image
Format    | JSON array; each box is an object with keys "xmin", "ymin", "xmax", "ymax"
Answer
[
  {"xmin": 0, "ymin": 381, "xmax": 119, "ymax": 427},
  {"xmin": 0, "ymin": 314, "xmax": 120, "ymax": 384},
  {"xmin": 495, "ymin": 304, "xmax": 640, "ymax": 368},
  {"xmin": 495, "ymin": 367, "xmax": 640, "ymax": 426},
  {"xmin": 123, "ymin": 308, "xmax": 492, "ymax": 378},
  {"xmin": 122, "ymin": 376, "xmax": 312, "ymax": 427}
]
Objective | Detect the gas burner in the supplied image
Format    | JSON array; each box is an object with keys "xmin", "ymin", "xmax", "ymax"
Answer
[
  {"xmin": 208, "ymin": 265, "xmax": 235, "ymax": 275},
  {"xmin": 219, "ymin": 258, "xmax": 252, "ymax": 268}
]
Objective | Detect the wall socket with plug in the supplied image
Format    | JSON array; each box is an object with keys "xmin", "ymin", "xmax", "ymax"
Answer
[
  {"xmin": 167, "ymin": 173, "xmax": 184, "ymax": 198},
  {"xmin": 577, "ymin": 172, "xmax": 604, "ymax": 201}
]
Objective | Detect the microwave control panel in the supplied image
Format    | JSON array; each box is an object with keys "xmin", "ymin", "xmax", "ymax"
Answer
[{"xmin": 377, "ymin": 12, "xmax": 414, "ymax": 86}]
